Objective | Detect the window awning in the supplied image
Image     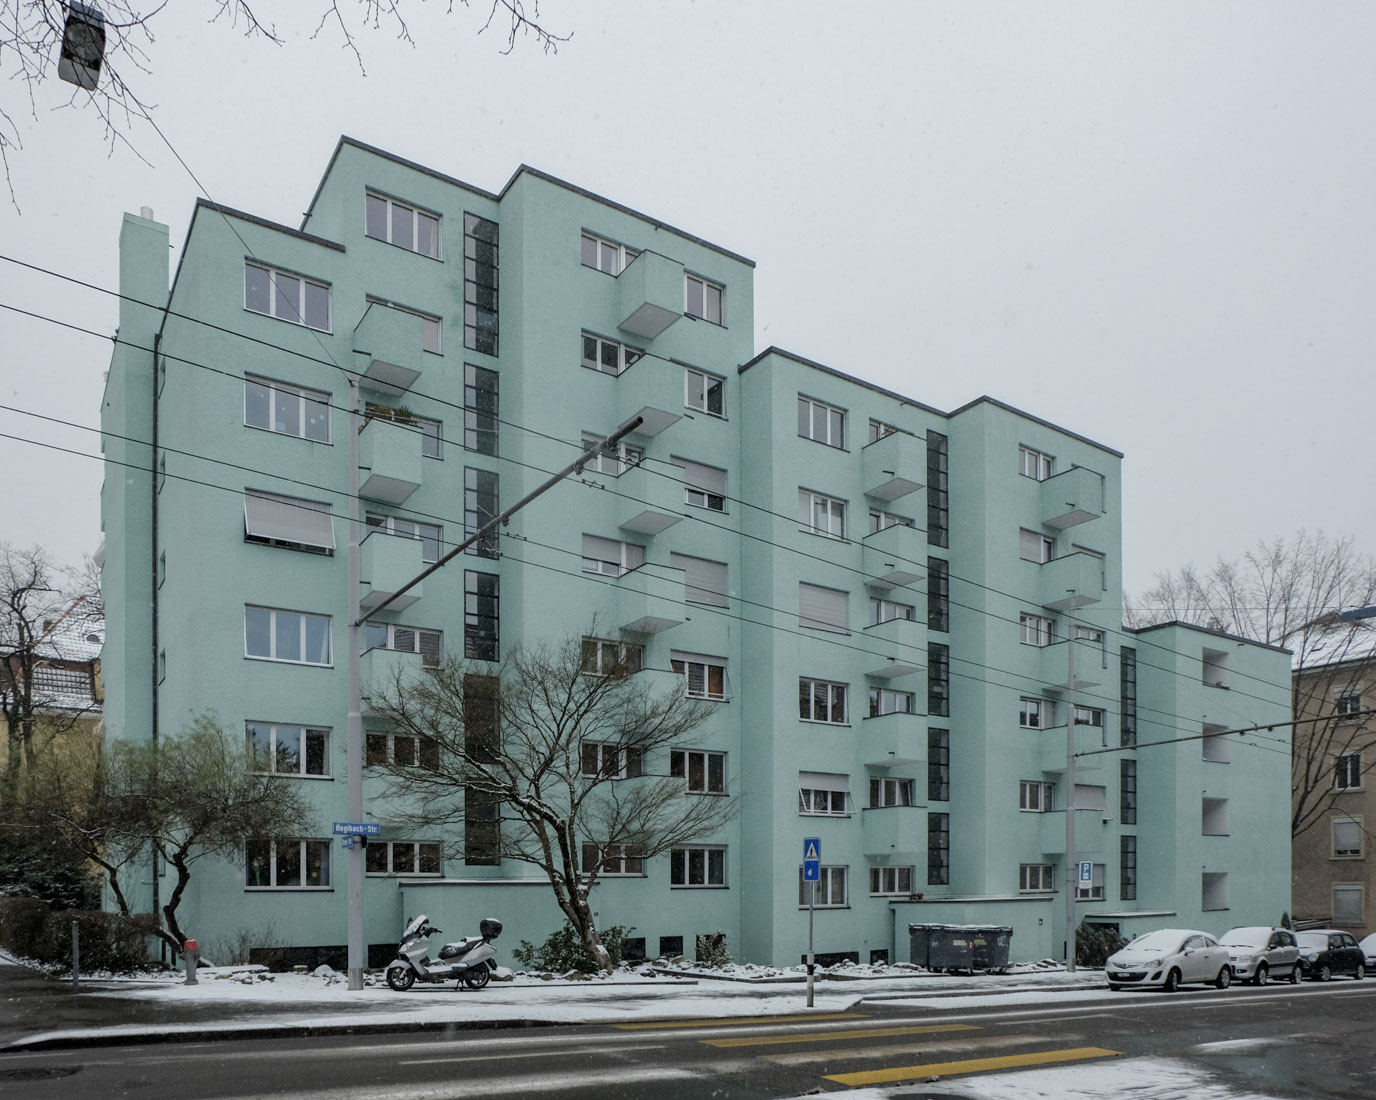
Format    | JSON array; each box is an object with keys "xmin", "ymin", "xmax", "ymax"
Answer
[
  {"xmin": 799, "ymin": 771, "xmax": 850, "ymax": 792},
  {"xmin": 245, "ymin": 491, "xmax": 335, "ymax": 550}
]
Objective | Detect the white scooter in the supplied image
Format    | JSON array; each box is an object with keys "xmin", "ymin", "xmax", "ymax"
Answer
[{"xmin": 385, "ymin": 915, "xmax": 502, "ymax": 991}]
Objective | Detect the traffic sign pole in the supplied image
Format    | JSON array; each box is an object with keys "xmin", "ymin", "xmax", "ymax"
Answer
[{"xmin": 802, "ymin": 837, "xmax": 820, "ymax": 1008}]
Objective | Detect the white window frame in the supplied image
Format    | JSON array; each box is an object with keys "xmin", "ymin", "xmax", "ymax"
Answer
[
  {"xmin": 798, "ymin": 489, "xmax": 847, "ymax": 540},
  {"xmin": 1019, "ymin": 780, "xmax": 1054, "ymax": 812},
  {"xmin": 580, "ymin": 637, "xmax": 644, "ymax": 677},
  {"xmin": 1074, "ymin": 706, "xmax": 1105, "ymax": 727},
  {"xmin": 581, "ymin": 432, "xmax": 643, "ymax": 476},
  {"xmin": 244, "ymin": 375, "xmax": 331, "ymax": 443},
  {"xmin": 1336, "ymin": 694, "xmax": 1363, "ymax": 720},
  {"xmin": 1333, "ymin": 816, "xmax": 1364, "ymax": 858},
  {"xmin": 245, "ymin": 838, "xmax": 331, "ymax": 890},
  {"xmin": 582, "ymin": 331, "xmax": 642, "ymax": 376},
  {"xmin": 364, "ymin": 623, "xmax": 442, "ymax": 668},
  {"xmin": 1020, "ymin": 613, "xmax": 1054, "ymax": 647},
  {"xmin": 582, "ymin": 534, "xmax": 645, "ymax": 578},
  {"xmin": 671, "ymin": 653, "xmax": 729, "ymax": 701},
  {"xmin": 366, "ymin": 840, "xmax": 443, "ymax": 876},
  {"xmin": 800, "ymin": 678, "xmax": 848, "ymax": 725},
  {"xmin": 246, "ymin": 723, "xmax": 331, "ymax": 778},
  {"xmin": 366, "ymin": 513, "xmax": 442, "ymax": 564},
  {"xmin": 244, "ymin": 262, "xmax": 331, "ymax": 331},
  {"xmin": 365, "ymin": 731, "xmax": 438, "ymax": 768},
  {"xmin": 868, "ymin": 508, "xmax": 913, "ymax": 534},
  {"xmin": 671, "ymin": 749, "xmax": 727, "ymax": 795},
  {"xmin": 685, "ymin": 273, "xmax": 723, "ymax": 324},
  {"xmin": 1019, "ymin": 863, "xmax": 1056, "ymax": 892},
  {"xmin": 581, "ymin": 841, "xmax": 645, "ymax": 877},
  {"xmin": 671, "ymin": 845, "xmax": 727, "ymax": 887},
  {"xmin": 677, "ymin": 458, "xmax": 727, "ymax": 512},
  {"xmin": 1073, "ymin": 623, "xmax": 1105, "ymax": 642},
  {"xmin": 868, "ymin": 688, "xmax": 915, "ymax": 717},
  {"xmin": 799, "ymin": 865, "xmax": 848, "ymax": 907},
  {"xmin": 869, "ymin": 597, "xmax": 916, "ymax": 625},
  {"xmin": 1336, "ymin": 751, "xmax": 1363, "ymax": 790},
  {"xmin": 799, "ymin": 772, "xmax": 852, "ymax": 817},
  {"xmin": 684, "ymin": 366, "xmax": 725, "ymax": 416},
  {"xmin": 581, "ymin": 231, "xmax": 638, "ymax": 275},
  {"xmin": 868, "ymin": 419, "xmax": 897, "ymax": 444},
  {"xmin": 366, "ymin": 192, "xmax": 441, "ymax": 259},
  {"xmin": 798, "ymin": 395, "xmax": 846, "ymax": 449},
  {"xmin": 1074, "ymin": 863, "xmax": 1106, "ymax": 900},
  {"xmin": 1019, "ymin": 445, "xmax": 1054, "ymax": 481},
  {"xmin": 1020, "ymin": 696, "xmax": 1050, "ymax": 729},
  {"xmin": 244, "ymin": 606, "xmax": 331, "ymax": 666},
  {"xmin": 869, "ymin": 776, "xmax": 914, "ymax": 807},
  {"xmin": 870, "ymin": 865, "xmax": 913, "ymax": 896},
  {"xmin": 580, "ymin": 740, "xmax": 644, "ymax": 780},
  {"xmin": 244, "ymin": 491, "xmax": 335, "ymax": 554},
  {"xmin": 1019, "ymin": 528, "xmax": 1055, "ymax": 563}
]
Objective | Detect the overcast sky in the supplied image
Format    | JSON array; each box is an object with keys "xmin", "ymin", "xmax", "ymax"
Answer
[{"xmin": 1, "ymin": 2, "xmax": 1372, "ymax": 606}]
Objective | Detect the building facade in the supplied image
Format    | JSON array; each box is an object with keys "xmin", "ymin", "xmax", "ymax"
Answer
[{"xmin": 100, "ymin": 138, "xmax": 1293, "ymax": 967}]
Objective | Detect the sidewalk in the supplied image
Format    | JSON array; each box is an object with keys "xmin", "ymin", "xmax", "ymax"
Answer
[{"xmin": 0, "ymin": 959, "xmax": 1107, "ymax": 1052}]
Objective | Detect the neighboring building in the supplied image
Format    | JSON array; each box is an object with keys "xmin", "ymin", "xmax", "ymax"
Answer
[
  {"xmin": 99, "ymin": 137, "xmax": 1293, "ymax": 967},
  {"xmin": 1292, "ymin": 655, "xmax": 1375, "ymax": 931}
]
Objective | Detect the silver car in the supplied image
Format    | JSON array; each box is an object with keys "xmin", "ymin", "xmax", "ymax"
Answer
[
  {"xmin": 1220, "ymin": 926, "xmax": 1300, "ymax": 985},
  {"xmin": 1106, "ymin": 928, "xmax": 1233, "ymax": 991}
]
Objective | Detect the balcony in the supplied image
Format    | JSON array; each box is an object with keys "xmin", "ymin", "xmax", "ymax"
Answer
[
  {"xmin": 862, "ymin": 805, "xmax": 925, "ymax": 858},
  {"xmin": 359, "ymin": 417, "xmax": 422, "ymax": 504},
  {"xmin": 1041, "ymin": 637, "xmax": 1104, "ymax": 692},
  {"xmin": 862, "ymin": 523, "xmax": 923, "ymax": 590},
  {"xmin": 1039, "ymin": 552, "xmax": 1103, "ymax": 611},
  {"xmin": 613, "ymin": 566, "xmax": 683, "ymax": 635},
  {"xmin": 1037, "ymin": 810, "xmax": 1106, "ymax": 855},
  {"xmin": 862, "ymin": 431, "xmax": 923, "ymax": 502},
  {"xmin": 353, "ymin": 304, "xmax": 424, "ymax": 396},
  {"xmin": 618, "ymin": 250, "xmax": 684, "ymax": 341},
  {"xmin": 857, "ymin": 711, "xmax": 925, "ymax": 767},
  {"xmin": 618, "ymin": 465, "xmax": 683, "ymax": 537},
  {"xmin": 360, "ymin": 531, "xmax": 423, "ymax": 613},
  {"xmin": 864, "ymin": 616, "xmax": 925, "ymax": 679},
  {"xmin": 615, "ymin": 358, "xmax": 683, "ymax": 438},
  {"xmin": 1037, "ymin": 724, "xmax": 1107, "ymax": 774},
  {"xmin": 1041, "ymin": 466, "xmax": 1103, "ymax": 530},
  {"xmin": 360, "ymin": 647, "xmax": 430, "ymax": 714}
]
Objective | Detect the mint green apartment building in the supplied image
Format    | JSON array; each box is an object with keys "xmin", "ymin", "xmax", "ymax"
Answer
[{"xmin": 100, "ymin": 138, "xmax": 1292, "ymax": 967}]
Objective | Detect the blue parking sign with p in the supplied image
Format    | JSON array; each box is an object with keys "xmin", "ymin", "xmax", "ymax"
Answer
[{"xmin": 803, "ymin": 837, "xmax": 821, "ymax": 882}]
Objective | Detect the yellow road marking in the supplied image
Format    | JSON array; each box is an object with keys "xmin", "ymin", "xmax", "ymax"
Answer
[
  {"xmin": 761, "ymin": 1033, "xmax": 1059, "ymax": 1065},
  {"xmin": 612, "ymin": 1012, "xmax": 865, "ymax": 1030},
  {"xmin": 704, "ymin": 1023, "xmax": 978, "ymax": 1048},
  {"xmin": 824, "ymin": 1046, "xmax": 1120, "ymax": 1085}
]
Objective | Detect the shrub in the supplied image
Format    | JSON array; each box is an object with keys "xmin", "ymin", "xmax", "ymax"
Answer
[
  {"xmin": 511, "ymin": 923, "xmax": 637, "ymax": 973},
  {"xmin": 695, "ymin": 931, "xmax": 731, "ymax": 968},
  {"xmin": 38, "ymin": 910, "xmax": 158, "ymax": 973},
  {"xmin": 1075, "ymin": 921, "xmax": 1126, "ymax": 968},
  {"xmin": 0, "ymin": 896, "xmax": 50, "ymax": 959}
]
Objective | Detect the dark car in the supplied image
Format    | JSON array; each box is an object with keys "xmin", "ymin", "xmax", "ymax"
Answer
[{"xmin": 1296, "ymin": 929, "xmax": 1366, "ymax": 981}]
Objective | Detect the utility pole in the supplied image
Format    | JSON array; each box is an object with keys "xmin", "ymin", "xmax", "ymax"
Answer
[{"xmin": 1064, "ymin": 612, "xmax": 1077, "ymax": 974}]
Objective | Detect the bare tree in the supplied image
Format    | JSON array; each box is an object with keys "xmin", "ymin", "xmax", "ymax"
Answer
[
  {"xmin": 1128, "ymin": 530, "xmax": 1376, "ymax": 836},
  {"xmin": 368, "ymin": 633, "xmax": 739, "ymax": 973},
  {"xmin": 0, "ymin": 1, "xmax": 568, "ymax": 201}
]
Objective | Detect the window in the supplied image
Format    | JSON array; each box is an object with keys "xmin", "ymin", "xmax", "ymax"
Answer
[
  {"xmin": 670, "ymin": 553, "xmax": 728, "ymax": 607},
  {"xmin": 870, "ymin": 597, "xmax": 916, "ymax": 625},
  {"xmin": 581, "ymin": 842, "xmax": 645, "ymax": 877},
  {"xmin": 580, "ymin": 741, "xmax": 644, "ymax": 780},
  {"xmin": 1202, "ymin": 797, "xmax": 1229, "ymax": 835},
  {"xmin": 926, "ymin": 431, "xmax": 949, "ymax": 549},
  {"xmin": 1019, "ymin": 446, "xmax": 1054, "ymax": 481},
  {"xmin": 671, "ymin": 652, "xmax": 729, "ymax": 700},
  {"xmin": 1334, "ymin": 817, "xmax": 1364, "ymax": 858},
  {"xmin": 366, "ymin": 731, "xmax": 440, "ymax": 769},
  {"xmin": 1075, "ymin": 706, "xmax": 1104, "ymax": 727},
  {"xmin": 1119, "ymin": 647, "xmax": 1137, "ymax": 747},
  {"xmin": 245, "ymin": 376, "xmax": 330, "ymax": 442},
  {"xmin": 368, "ymin": 298, "xmax": 442, "ymax": 354},
  {"xmin": 247, "ymin": 723, "xmax": 329, "ymax": 778},
  {"xmin": 463, "ymin": 213, "xmax": 499, "ymax": 355},
  {"xmin": 245, "ymin": 607, "xmax": 330, "ymax": 665},
  {"xmin": 799, "ymin": 865, "xmax": 848, "ymax": 907},
  {"xmin": 366, "ymin": 193, "xmax": 440, "ymax": 258},
  {"xmin": 364, "ymin": 622, "xmax": 442, "ymax": 668},
  {"xmin": 798, "ymin": 490, "xmax": 847, "ymax": 539},
  {"xmin": 464, "ymin": 468, "xmax": 500, "ymax": 559},
  {"xmin": 582, "ymin": 332, "xmax": 642, "ymax": 376},
  {"xmin": 928, "ymin": 813, "xmax": 950, "ymax": 885},
  {"xmin": 1020, "ymin": 614, "xmax": 1054, "ymax": 647},
  {"xmin": 1019, "ymin": 528, "xmax": 1054, "ymax": 563},
  {"xmin": 800, "ymin": 583, "xmax": 848, "ymax": 632},
  {"xmin": 581, "ymin": 231, "xmax": 638, "ymax": 275},
  {"xmin": 671, "ymin": 845, "xmax": 726, "ymax": 887},
  {"xmin": 677, "ymin": 459, "xmax": 727, "ymax": 512},
  {"xmin": 869, "ymin": 688, "xmax": 916, "ymax": 717},
  {"xmin": 581, "ymin": 637, "xmax": 644, "ymax": 678},
  {"xmin": 1336, "ymin": 694, "xmax": 1363, "ymax": 720},
  {"xmin": 868, "ymin": 419, "xmax": 897, "ymax": 444},
  {"xmin": 1120, "ymin": 835, "xmax": 1137, "ymax": 901},
  {"xmin": 245, "ymin": 838, "xmax": 330, "ymax": 889},
  {"xmin": 1333, "ymin": 884, "xmax": 1365, "ymax": 925},
  {"xmin": 870, "ymin": 777, "xmax": 914, "ymax": 807},
  {"xmin": 583, "ymin": 534, "xmax": 645, "ymax": 577},
  {"xmin": 799, "ymin": 772, "xmax": 852, "ymax": 816},
  {"xmin": 927, "ymin": 558, "xmax": 949, "ymax": 632},
  {"xmin": 31, "ymin": 663, "xmax": 94, "ymax": 697},
  {"xmin": 244, "ymin": 262, "xmax": 330, "ymax": 331},
  {"xmin": 799, "ymin": 678, "xmax": 847, "ymax": 724},
  {"xmin": 1120, "ymin": 759, "xmax": 1137, "ymax": 824},
  {"xmin": 927, "ymin": 643, "xmax": 950, "ymax": 717},
  {"xmin": 1202, "ymin": 723, "xmax": 1230, "ymax": 763},
  {"xmin": 1074, "ymin": 863, "xmax": 1105, "ymax": 901},
  {"xmin": 1336, "ymin": 752, "xmax": 1363, "ymax": 790},
  {"xmin": 1019, "ymin": 780, "xmax": 1054, "ymax": 812},
  {"xmin": 870, "ymin": 866, "xmax": 913, "ymax": 896},
  {"xmin": 928, "ymin": 728, "xmax": 950, "ymax": 802},
  {"xmin": 1202, "ymin": 871, "xmax": 1229, "ymax": 911},
  {"xmin": 798, "ymin": 396, "xmax": 845, "ymax": 448},
  {"xmin": 244, "ymin": 491, "xmax": 335, "ymax": 553},
  {"xmin": 869, "ymin": 508, "xmax": 913, "ymax": 534},
  {"xmin": 1073, "ymin": 624, "xmax": 1104, "ymax": 642},
  {"xmin": 685, "ymin": 367, "xmax": 725, "ymax": 415},
  {"xmin": 366, "ymin": 513, "xmax": 441, "ymax": 564},
  {"xmin": 1020, "ymin": 697, "xmax": 1049, "ymax": 729},
  {"xmin": 367, "ymin": 841, "xmax": 442, "ymax": 876},
  {"xmin": 464, "ymin": 364, "xmax": 499, "ymax": 456},
  {"xmin": 582, "ymin": 432, "xmax": 643, "ymax": 476},
  {"xmin": 464, "ymin": 571, "xmax": 499, "ymax": 661},
  {"xmin": 1020, "ymin": 863, "xmax": 1055, "ymax": 892},
  {"xmin": 671, "ymin": 749, "xmax": 726, "ymax": 795},
  {"xmin": 685, "ymin": 273, "xmax": 723, "ymax": 324}
]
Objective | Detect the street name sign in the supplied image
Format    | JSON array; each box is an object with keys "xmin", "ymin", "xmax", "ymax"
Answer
[{"xmin": 333, "ymin": 822, "xmax": 381, "ymax": 836}]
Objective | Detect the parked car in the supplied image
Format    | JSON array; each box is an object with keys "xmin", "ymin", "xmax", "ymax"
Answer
[
  {"xmin": 1360, "ymin": 933, "xmax": 1376, "ymax": 970},
  {"xmin": 1296, "ymin": 929, "xmax": 1366, "ymax": 981},
  {"xmin": 1220, "ymin": 926, "xmax": 1301, "ymax": 985},
  {"xmin": 1105, "ymin": 929, "xmax": 1233, "ymax": 991}
]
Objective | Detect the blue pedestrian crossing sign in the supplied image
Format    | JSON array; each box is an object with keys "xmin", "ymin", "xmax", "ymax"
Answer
[{"xmin": 802, "ymin": 837, "xmax": 821, "ymax": 882}]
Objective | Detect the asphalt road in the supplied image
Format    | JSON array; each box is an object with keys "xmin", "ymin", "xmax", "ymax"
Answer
[{"xmin": 2, "ymin": 980, "xmax": 1374, "ymax": 1098}]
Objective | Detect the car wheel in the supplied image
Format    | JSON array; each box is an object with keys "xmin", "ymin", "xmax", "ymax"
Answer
[
  {"xmin": 1254, "ymin": 963, "xmax": 1268, "ymax": 986},
  {"xmin": 1108, "ymin": 983, "xmax": 1121, "ymax": 991},
  {"xmin": 1163, "ymin": 968, "xmax": 1181, "ymax": 993},
  {"xmin": 1216, "ymin": 966, "xmax": 1232, "ymax": 990},
  {"xmin": 462, "ymin": 965, "xmax": 491, "ymax": 990},
  {"xmin": 386, "ymin": 967, "xmax": 416, "ymax": 992},
  {"xmin": 1355, "ymin": 963, "xmax": 1365, "ymax": 981},
  {"xmin": 1289, "ymin": 965, "xmax": 1301, "ymax": 985},
  {"xmin": 1318, "ymin": 964, "xmax": 1332, "ymax": 982}
]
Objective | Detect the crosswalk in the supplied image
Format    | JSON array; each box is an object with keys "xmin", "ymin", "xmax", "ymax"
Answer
[{"xmin": 614, "ymin": 1012, "xmax": 1120, "ymax": 1090}]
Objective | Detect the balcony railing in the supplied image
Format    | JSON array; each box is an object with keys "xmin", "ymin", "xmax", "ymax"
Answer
[
  {"xmin": 615, "ymin": 358, "xmax": 683, "ymax": 438},
  {"xmin": 359, "ymin": 417, "xmax": 422, "ymax": 505},
  {"xmin": 1039, "ymin": 552, "xmax": 1103, "ymax": 611},
  {"xmin": 353, "ymin": 304, "xmax": 424, "ymax": 396},
  {"xmin": 862, "ymin": 805, "xmax": 925, "ymax": 858},
  {"xmin": 1040, "ymin": 466, "xmax": 1103, "ymax": 530},
  {"xmin": 857, "ymin": 711, "xmax": 925, "ymax": 767},
  {"xmin": 1037, "ymin": 809, "xmax": 1106, "ymax": 855},
  {"xmin": 360, "ymin": 531, "xmax": 424, "ymax": 613},
  {"xmin": 612, "ymin": 566, "xmax": 684, "ymax": 635},
  {"xmin": 618, "ymin": 251, "xmax": 685, "ymax": 341},
  {"xmin": 862, "ymin": 430, "xmax": 923, "ymax": 502},
  {"xmin": 617, "ymin": 464, "xmax": 684, "ymax": 537},
  {"xmin": 862, "ymin": 523, "xmax": 923, "ymax": 590}
]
